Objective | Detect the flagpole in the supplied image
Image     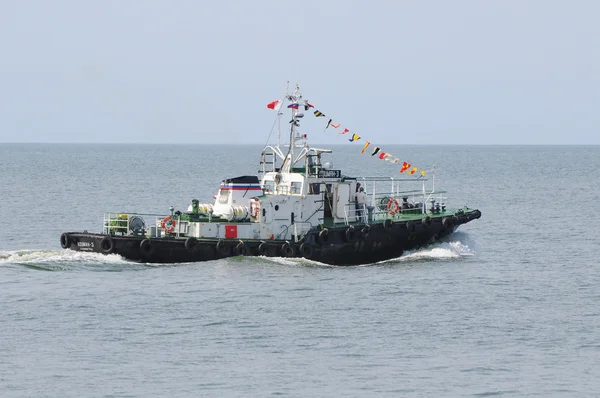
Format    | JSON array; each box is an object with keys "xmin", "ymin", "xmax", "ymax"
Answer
[{"xmin": 279, "ymin": 81, "xmax": 289, "ymax": 148}]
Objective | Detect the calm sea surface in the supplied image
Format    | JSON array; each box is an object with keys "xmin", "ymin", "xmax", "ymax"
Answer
[{"xmin": 0, "ymin": 144, "xmax": 598, "ymax": 397}]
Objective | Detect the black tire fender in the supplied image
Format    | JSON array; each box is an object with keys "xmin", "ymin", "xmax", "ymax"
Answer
[
  {"xmin": 299, "ymin": 242, "xmax": 314, "ymax": 259},
  {"xmin": 383, "ymin": 219, "xmax": 393, "ymax": 229},
  {"xmin": 318, "ymin": 228, "xmax": 329, "ymax": 244},
  {"xmin": 406, "ymin": 221, "xmax": 416, "ymax": 234},
  {"xmin": 442, "ymin": 217, "xmax": 452, "ymax": 229},
  {"xmin": 100, "ymin": 236, "xmax": 115, "ymax": 254},
  {"xmin": 60, "ymin": 233, "xmax": 71, "ymax": 249},
  {"xmin": 345, "ymin": 225, "xmax": 356, "ymax": 242},
  {"xmin": 354, "ymin": 240, "xmax": 364, "ymax": 252},
  {"xmin": 258, "ymin": 241, "xmax": 269, "ymax": 256},
  {"xmin": 234, "ymin": 241, "xmax": 249, "ymax": 256},
  {"xmin": 184, "ymin": 237, "xmax": 197, "ymax": 250},
  {"xmin": 140, "ymin": 239, "xmax": 153, "ymax": 256},
  {"xmin": 422, "ymin": 216, "xmax": 432, "ymax": 228},
  {"xmin": 361, "ymin": 224, "xmax": 371, "ymax": 238},
  {"xmin": 216, "ymin": 239, "xmax": 230, "ymax": 256},
  {"xmin": 281, "ymin": 241, "xmax": 295, "ymax": 257}
]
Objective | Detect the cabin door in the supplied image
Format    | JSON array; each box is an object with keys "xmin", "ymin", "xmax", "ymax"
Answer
[
  {"xmin": 261, "ymin": 202, "xmax": 274, "ymax": 240},
  {"xmin": 334, "ymin": 183, "xmax": 351, "ymax": 220},
  {"xmin": 264, "ymin": 203, "xmax": 274, "ymax": 224},
  {"xmin": 323, "ymin": 184, "xmax": 333, "ymax": 222}
]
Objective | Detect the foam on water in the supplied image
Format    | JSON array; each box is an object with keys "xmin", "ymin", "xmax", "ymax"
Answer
[
  {"xmin": 373, "ymin": 236, "xmax": 475, "ymax": 265},
  {"xmin": 0, "ymin": 249, "xmax": 131, "ymax": 271},
  {"xmin": 256, "ymin": 236, "xmax": 474, "ymax": 268},
  {"xmin": 255, "ymin": 255, "xmax": 333, "ymax": 268},
  {"xmin": 400, "ymin": 240, "xmax": 473, "ymax": 260},
  {"xmin": 0, "ymin": 249, "xmax": 127, "ymax": 264}
]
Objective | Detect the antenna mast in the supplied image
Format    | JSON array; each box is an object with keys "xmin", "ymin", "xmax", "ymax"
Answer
[
  {"xmin": 280, "ymin": 83, "xmax": 303, "ymax": 172},
  {"xmin": 278, "ymin": 81, "xmax": 289, "ymax": 148}
]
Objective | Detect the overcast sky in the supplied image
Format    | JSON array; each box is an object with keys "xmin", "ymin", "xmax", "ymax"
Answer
[{"xmin": 1, "ymin": 1, "xmax": 598, "ymax": 145}]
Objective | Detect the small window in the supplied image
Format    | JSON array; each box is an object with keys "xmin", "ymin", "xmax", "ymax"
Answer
[
  {"xmin": 290, "ymin": 182, "xmax": 302, "ymax": 195},
  {"xmin": 218, "ymin": 190, "xmax": 230, "ymax": 204},
  {"xmin": 263, "ymin": 181, "xmax": 274, "ymax": 194}
]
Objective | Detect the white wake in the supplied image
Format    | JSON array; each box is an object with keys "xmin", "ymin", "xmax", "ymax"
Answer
[{"xmin": 0, "ymin": 249, "xmax": 128, "ymax": 266}]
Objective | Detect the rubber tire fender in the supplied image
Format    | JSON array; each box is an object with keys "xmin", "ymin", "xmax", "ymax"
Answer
[
  {"xmin": 140, "ymin": 239, "xmax": 154, "ymax": 256},
  {"xmin": 361, "ymin": 224, "xmax": 371, "ymax": 239},
  {"xmin": 345, "ymin": 225, "xmax": 356, "ymax": 242},
  {"xmin": 60, "ymin": 233, "xmax": 71, "ymax": 249},
  {"xmin": 216, "ymin": 239, "xmax": 230, "ymax": 256},
  {"xmin": 100, "ymin": 236, "xmax": 115, "ymax": 254},
  {"xmin": 299, "ymin": 242, "xmax": 314, "ymax": 259},
  {"xmin": 318, "ymin": 228, "xmax": 329, "ymax": 245},
  {"xmin": 383, "ymin": 219, "xmax": 393, "ymax": 229},
  {"xmin": 406, "ymin": 221, "xmax": 416, "ymax": 234},
  {"xmin": 281, "ymin": 241, "xmax": 295, "ymax": 257},
  {"xmin": 354, "ymin": 240, "xmax": 364, "ymax": 252},
  {"xmin": 258, "ymin": 241, "xmax": 269, "ymax": 256},
  {"xmin": 184, "ymin": 237, "xmax": 197, "ymax": 250},
  {"xmin": 442, "ymin": 217, "xmax": 452, "ymax": 229},
  {"xmin": 422, "ymin": 216, "xmax": 432, "ymax": 228},
  {"xmin": 234, "ymin": 241, "xmax": 249, "ymax": 256}
]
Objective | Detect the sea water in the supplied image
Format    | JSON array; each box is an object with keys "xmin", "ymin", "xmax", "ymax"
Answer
[{"xmin": 1, "ymin": 144, "xmax": 598, "ymax": 397}]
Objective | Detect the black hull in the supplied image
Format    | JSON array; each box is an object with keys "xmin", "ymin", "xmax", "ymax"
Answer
[{"xmin": 60, "ymin": 210, "xmax": 481, "ymax": 266}]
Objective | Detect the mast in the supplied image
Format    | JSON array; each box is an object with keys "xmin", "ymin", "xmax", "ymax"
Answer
[
  {"xmin": 280, "ymin": 83, "xmax": 303, "ymax": 173},
  {"xmin": 277, "ymin": 81, "xmax": 290, "ymax": 148}
]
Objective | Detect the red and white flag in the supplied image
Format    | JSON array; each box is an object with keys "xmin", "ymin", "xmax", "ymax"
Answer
[{"xmin": 267, "ymin": 100, "xmax": 282, "ymax": 111}]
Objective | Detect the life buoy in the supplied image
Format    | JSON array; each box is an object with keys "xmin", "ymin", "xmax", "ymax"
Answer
[
  {"xmin": 60, "ymin": 233, "xmax": 71, "ymax": 249},
  {"xmin": 281, "ymin": 241, "xmax": 294, "ymax": 257},
  {"xmin": 345, "ymin": 225, "xmax": 356, "ymax": 242},
  {"xmin": 250, "ymin": 199, "xmax": 260, "ymax": 219},
  {"xmin": 185, "ymin": 237, "xmax": 197, "ymax": 250},
  {"xmin": 318, "ymin": 228, "xmax": 329, "ymax": 245},
  {"xmin": 100, "ymin": 236, "xmax": 114, "ymax": 254},
  {"xmin": 258, "ymin": 241, "xmax": 269, "ymax": 256},
  {"xmin": 161, "ymin": 216, "xmax": 176, "ymax": 233},
  {"xmin": 387, "ymin": 198, "xmax": 400, "ymax": 215},
  {"xmin": 299, "ymin": 242, "xmax": 314, "ymax": 259},
  {"xmin": 216, "ymin": 239, "xmax": 230, "ymax": 256}
]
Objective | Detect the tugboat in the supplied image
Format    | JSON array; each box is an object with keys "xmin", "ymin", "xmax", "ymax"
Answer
[{"xmin": 60, "ymin": 85, "xmax": 481, "ymax": 265}]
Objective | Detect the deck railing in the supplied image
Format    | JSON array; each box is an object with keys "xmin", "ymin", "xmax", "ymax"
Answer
[
  {"xmin": 102, "ymin": 212, "xmax": 189, "ymax": 238},
  {"xmin": 354, "ymin": 176, "xmax": 448, "ymax": 222}
]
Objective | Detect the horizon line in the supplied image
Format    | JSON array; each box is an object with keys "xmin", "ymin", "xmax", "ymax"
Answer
[{"xmin": 1, "ymin": 142, "xmax": 598, "ymax": 146}]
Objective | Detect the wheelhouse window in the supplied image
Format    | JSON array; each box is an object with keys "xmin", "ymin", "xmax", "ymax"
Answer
[
  {"xmin": 218, "ymin": 189, "xmax": 230, "ymax": 204},
  {"xmin": 290, "ymin": 182, "xmax": 302, "ymax": 195},
  {"xmin": 263, "ymin": 180, "xmax": 274, "ymax": 194}
]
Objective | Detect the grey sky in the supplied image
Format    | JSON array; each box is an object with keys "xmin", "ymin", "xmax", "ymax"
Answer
[{"xmin": 1, "ymin": 1, "xmax": 598, "ymax": 144}]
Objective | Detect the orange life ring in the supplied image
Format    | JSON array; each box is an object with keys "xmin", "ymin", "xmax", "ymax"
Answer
[
  {"xmin": 387, "ymin": 198, "xmax": 400, "ymax": 215},
  {"xmin": 161, "ymin": 216, "xmax": 176, "ymax": 233}
]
